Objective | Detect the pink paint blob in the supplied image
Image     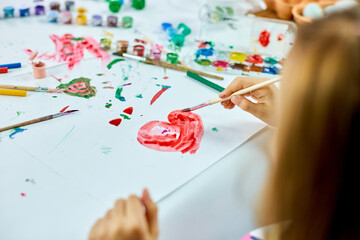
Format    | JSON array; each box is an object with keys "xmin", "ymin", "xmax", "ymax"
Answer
[
  {"xmin": 259, "ymin": 30, "xmax": 271, "ymax": 47},
  {"xmin": 137, "ymin": 110, "xmax": 204, "ymax": 154},
  {"xmin": 212, "ymin": 60, "xmax": 230, "ymax": 68}
]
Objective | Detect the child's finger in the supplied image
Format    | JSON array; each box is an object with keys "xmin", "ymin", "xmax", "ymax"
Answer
[
  {"xmin": 219, "ymin": 77, "xmax": 245, "ymax": 98},
  {"xmin": 142, "ymin": 189, "xmax": 159, "ymax": 239},
  {"xmin": 231, "ymin": 95, "xmax": 263, "ymax": 117}
]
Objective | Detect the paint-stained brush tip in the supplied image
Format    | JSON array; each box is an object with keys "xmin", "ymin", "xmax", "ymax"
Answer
[
  {"xmin": 181, "ymin": 108, "xmax": 191, "ymax": 112},
  {"xmin": 65, "ymin": 110, "xmax": 79, "ymax": 114}
]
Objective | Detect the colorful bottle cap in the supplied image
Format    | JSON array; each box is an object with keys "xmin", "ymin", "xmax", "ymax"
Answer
[
  {"xmin": 77, "ymin": 7, "xmax": 86, "ymax": 14},
  {"xmin": 161, "ymin": 22, "xmax": 172, "ymax": 31},
  {"xmin": 133, "ymin": 45, "xmax": 145, "ymax": 57},
  {"xmin": 122, "ymin": 16, "xmax": 133, "ymax": 28},
  {"xmin": 19, "ymin": 6, "xmax": 30, "ymax": 17},
  {"xmin": 150, "ymin": 47, "xmax": 161, "ymax": 60},
  {"xmin": 50, "ymin": 2, "xmax": 60, "ymax": 11},
  {"xmin": 0, "ymin": 62, "xmax": 21, "ymax": 69},
  {"xmin": 177, "ymin": 23, "xmax": 191, "ymax": 36},
  {"xmin": 3, "ymin": 6, "xmax": 15, "ymax": 18},
  {"xmin": 91, "ymin": 15, "xmax": 103, "ymax": 26},
  {"xmin": 32, "ymin": 61, "xmax": 46, "ymax": 79},
  {"xmin": 35, "ymin": 5, "xmax": 45, "ymax": 15},
  {"xmin": 100, "ymin": 38, "xmax": 112, "ymax": 50},
  {"xmin": 132, "ymin": 0, "xmax": 145, "ymax": 10},
  {"xmin": 65, "ymin": 1, "xmax": 75, "ymax": 11},
  {"xmin": 172, "ymin": 34, "xmax": 185, "ymax": 47},
  {"xmin": 109, "ymin": 0, "xmax": 122, "ymax": 13},
  {"xmin": 60, "ymin": 11, "xmax": 72, "ymax": 24},
  {"xmin": 116, "ymin": 41, "xmax": 128, "ymax": 53},
  {"xmin": 47, "ymin": 10, "xmax": 59, "ymax": 23},
  {"xmin": 107, "ymin": 16, "xmax": 118, "ymax": 27},
  {"xmin": 76, "ymin": 14, "xmax": 87, "ymax": 25},
  {"xmin": 0, "ymin": 67, "xmax": 8, "ymax": 74},
  {"xmin": 166, "ymin": 53, "xmax": 178, "ymax": 64}
]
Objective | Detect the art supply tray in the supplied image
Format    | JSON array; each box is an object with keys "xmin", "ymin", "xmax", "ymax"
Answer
[{"xmin": 186, "ymin": 15, "xmax": 297, "ymax": 77}]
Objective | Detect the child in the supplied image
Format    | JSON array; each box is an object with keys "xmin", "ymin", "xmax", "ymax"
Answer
[{"xmin": 89, "ymin": 7, "xmax": 360, "ymax": 240}]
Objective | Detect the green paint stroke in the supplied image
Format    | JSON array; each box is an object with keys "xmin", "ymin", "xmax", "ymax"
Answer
[
  {"xmin": 56, "ymin": 77, "xmax": 96, "ymax": 99},
  {"xmin": 105, "ymin": 103, "xmax": 112, "ymax": 108},
  {"xmin": 101, "ymin": 146, "xmax": 112, "ymax": 155},
  {"xmin": 135, "ymin": 94, "xmax": 143, "ymax": 98},
  {"xmin": 70, "ymin": 37, "xmax": 85, "ymax": 41},
  {"xmin": 115, "ymin": 87, "xmax": 126, "ymax": 102},
  {"xmin": 120, "ymin": 114, "xmax": 131, "ymax": 120},
  {"xmin": 156, "ymin": 84, "xmax": 171, "ymax": 89},
  {"xmin": 52, "ymin": 96, "xmax": 58, "ymax": 98},
  {"xmin": 49, "ymin": 126, "xmax": 76, "ymax": 153},
  {"xmin": 212, "ymin": 127, "xmax": 219, "ymax": 132},
  {"xmin": 107, "ymin": 59, "xmax": 125, "ymax": 69},
  {"xmin": 16, "ymin": 111, "xmax": 24, "ymax": 116}
]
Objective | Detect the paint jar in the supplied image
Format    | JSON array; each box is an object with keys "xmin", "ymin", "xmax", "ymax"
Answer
[
  {"xmin": 171, "ymin": 34, "xmax": 185, "ymax": 48},
  {"xmin": 150, "ymin": 46, "xmax": 162, "ymax": 60},
  {"xmin": 35, "ymin": 5, "xmax": 45, "ymax": 15},
  {"xmin": 32, "ymin": 61, "xmax": 46, "ymax": 79},
  {"xmin": 19, "ymin": 6, "xmax": 30, "ymax": 17},
  {"xmin": 50, "ymin": 2, "xmax": 60, "ymax": 11},
  {"xmin": 65, "ymin": 1, "xmax": 75, "ymax": 11},
  {"xmin": 100, "ymin": 38, "xmax": 112, "ymax": 50},
  {"xmin": 92, "ymin": 15, "xmax": 103, "ymax": 26},
  {"xmin": 116, "ymin": 41, "xmax": 128, "ymax": 53},
  {"xmin": 122, "ymin": 16, "xmax": 133, "ymax": 28},
  {"xmin": 59, "ymin": 11, "xmax": 72, "ymax": 24},
  {"xmin": 109, "ymin": 0, "xmax": 122, "ymax": 13},
  {"xmin": 133, "ymin": 45, "xmax": 145, "ymax": 57},
  {"xmin": 107, "ymin": 16, "xmax": 118, "ymax": 27},
  {"xmin": 132, "ymin": 0, "xmax": 145, "ymax": 10},
  {"xmin": 77, "ymin": 7, "xmax": 86, "ymax": 14},
  {"xmin": 195, "ymin": 59, "xmax": 212, "ymax": 66},
  {"xmin": 166, "ymin": 53, "xmax": 178, "ymax": 64},
  {"xmin": 47, "ymin": 10, "xmax": 59, "ymax": 23},
  {"xmin": 177, "ymin": 23, "xmax": 191, "ymax": 36},
  {"xmin": 161, "ymin": 22, "xmax": 172, "ymax": 31},
  {"xmin": 76, "ymin": 8, "xmax": 87, "ymax": 25},
  {"xmin": 3, "ymin": 6, "xmax": 15, "ymax": 18}
]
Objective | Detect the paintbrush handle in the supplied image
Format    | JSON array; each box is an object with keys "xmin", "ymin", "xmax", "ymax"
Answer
[
  {"xmin": 145, "ymin": 58, "xmax": 223, "ymax": 80},
  {"xmin": 0, "ymin": 115, "xmax": 55, "ymax": 132},
  {"xmin": 0, "ymin": 84, "xmax": 37, "ymax": 91},
  {"xmin": 209, "ymin": 77, "xmax": 280, "ymax": 105}
]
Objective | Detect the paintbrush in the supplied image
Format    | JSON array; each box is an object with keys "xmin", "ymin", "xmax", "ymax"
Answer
[
  {"xmin": 181, "ymin": 77, "xmax": 280, "ymax": 112},
  {"xmin": 0, "ymin": 110, "xmax": 78, "ymax": 132},
  {"xmin": 0, "ymin": 84, "xmax": 65, "ymax": 93},
  {"xmin": 113, "ymin": 52, "xmax": 224, "ymax": 80}
]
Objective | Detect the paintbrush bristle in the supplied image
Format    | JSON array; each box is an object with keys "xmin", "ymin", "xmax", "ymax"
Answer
[{"xmin": 64, "ymin": 110, "xmax": 79, "ymax": 114}]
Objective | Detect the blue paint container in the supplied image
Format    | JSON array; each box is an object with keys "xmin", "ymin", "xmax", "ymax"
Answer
[
  {"xmin": 35, "ymin": 5, "xmax": 46, "ymax": 15},
  {"xmin": 91, "ymin": 15, "xmax": 103, "ymax": 26},
  {"xmin": 47, "ymin": 10, "xmax": 59, "ymax": 23},
  {"xmin": 161, "ymin": 22, "xmax": 172, "ymax": 31},
  {"xmin": 19, "ymin": 6, "xmax": 30, "ymax": 17},
  {"xmin": 3, "ymin": 6, "xmax": 15, "ymax": 18}
]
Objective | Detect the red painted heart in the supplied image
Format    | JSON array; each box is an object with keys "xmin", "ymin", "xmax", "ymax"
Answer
[{"xmin": 137, "ymin": 111, "xmax": 204, "ymax": 154}]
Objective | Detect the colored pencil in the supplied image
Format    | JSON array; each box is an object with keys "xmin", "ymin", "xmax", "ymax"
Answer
[
  {"xmin": 0, "ymin": 84, "xmax": 59, "ymax": 93},
  {"xmin": 113, "ymin": 52, "xmax": 224, "ymax": 80},
  {"xmin": 181, "ymin": 77, "xmax": 280, "ymax": 112},
  {"xmin": 0, "ymin": 62, "xmax": 21, "ymax": 69},
  {"xmin": 186, "ymin": 71, "xmax": 225, "ymax": 92},
  {"xmin": 0, "ymin": 89, "xmax": 27, "ymax": 97},
  {"xmin": 0, "ymin": 110, "xmax": 79, "ymax": 133}
]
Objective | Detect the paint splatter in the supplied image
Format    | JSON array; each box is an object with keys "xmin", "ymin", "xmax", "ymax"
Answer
[
  {"xmin": 277, "ymin": 34, "xmax": 284, "ymax": 41},
  {"xmin": 152, "ymin": 77, "xmax": 158, "ymax": 80},
  {"xmin": 135, "ymin": 94, "xmax": 143, "ymax": 98},
  {"xmin": 97, "ymin": 73, "xmax": 105, "ymax": 76},
  {"xmin": 120, "ymin": 114, "xmax": 131, "ymax": 120},
  {"xmin": 52, "ymin": 96, "xmax": 58, "ymax": 98},
  {"xmin": 20, "ymin": 193, "xmax": 26, "ymax": 197},
  {"xmin": 16, "ymin": 111, "xmax": 25, "ymax": 116},
  {"xmin": 105, "ymin": 101, "xmax": 112, "ymax": 108},
  {"xmin": 101, "ymin": 146, "xmax": 112, "ymax": 155},
  {"xmin": 115, "ymin": 87, "xmax": 126, "ymax": 102},
  {"xmin": 123, "ymin": 107, "xmax": 133, "ymax": 115},
  {"xmin": 212, "ymin": 127, "xmax": 219, "ymax": 132},
  {"xmin": 122, "ymin": 83, "xmax": 132, "ymax": 87},
  {"xmin": 31, "ymin": 34, "xmax": 111, "ymax": 70},
  {"xmin": 56, "ymin": 77, "xmax": 96, "ymax": 98},
  {"xmin": 150, "ymin": 87, "xmax": 170, "ymax": 105},
  {"xmin": 25, "ymin": 179, "xmax": 36, "ymax": 184},
  {"xmin": 259, "ymin": 30, "xmax": 271, "ymax": 47},
  {"xmin": 9, "ymin": 128, "xmax": 27, "ymax": 139},
  {"xmin": 109, "ymin": 118, "xmax": 122, "ymax": 126},
  {"xmin": 102, "ymin": 81, "xmax": 111, "ymax": 84},
  {"xmin": 163, "ymin": 76, "xmax": 169, "ymax": 79},
  {"xmin": 107, "ymin": 59, "xmax": 125, "ymax": 69},
  {"xmin": 60, "ymin": 105, "xmax": 69, "ymax": 113},
  {"xmin": 137, "ymin": 110, "xmax": 204, "ymax": 154}
]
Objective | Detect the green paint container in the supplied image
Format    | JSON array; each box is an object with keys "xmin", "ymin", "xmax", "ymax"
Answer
[
  {"xmin": 166, "ymin": 53, "xmax": 179, "ymax": 64},
  {"xmin": 109, "ymin": 0, "xmax": 121, "ymax": 13},
  {"xmin": 177, "ymin": 23, "xmax": 191, "ymax": 36},
  {"xmin": 122, "ymin": 16, "xmax": 133, "ymax": 28},
  {"xmin": 132, "ymin": 0, "xmax": 145, "ymax": 10},
  {"xmin": 172, "ymin": 34, "xmax": 185, "ymax": 47}
]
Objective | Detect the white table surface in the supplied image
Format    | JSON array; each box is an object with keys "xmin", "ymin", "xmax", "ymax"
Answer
[{"xmin": 0, "ymin": 0, "xmax": 271, "ymax": 239}]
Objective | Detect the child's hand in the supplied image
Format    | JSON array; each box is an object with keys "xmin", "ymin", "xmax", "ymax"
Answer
[
  {"xmin": 219, "ymin": 77, "xmax": 278, "ymax": 126},
  {"xmin": 89, "ymin": 189, "xmax": 159, "ymax": 240}
]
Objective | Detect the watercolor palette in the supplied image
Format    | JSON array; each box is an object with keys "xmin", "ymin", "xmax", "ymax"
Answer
[{"xmin": 187, "ymin": 16, "xmax": 296, "ymax": 77}]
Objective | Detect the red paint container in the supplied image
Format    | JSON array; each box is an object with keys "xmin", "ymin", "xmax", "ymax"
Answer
[
  {"xmin": 133, "ymin": 45, "xmax": 145, "ymax": 57},
  {"xmin": 32, "ymin": 61, "xmax": 46, "ymax": 79},
  {"xmin": 0, "ymin": 67, "xmax": 8, "ymax": 73},
  {"xmin": 212, "ymin": 60, "xmax": 230, "ymax": 68}
]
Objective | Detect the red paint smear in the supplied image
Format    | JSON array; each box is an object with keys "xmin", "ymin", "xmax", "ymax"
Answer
[
  {"xmin": 103, "ymin": 86, "xmax": 114, "ymax": 89},
  {"xmin": 123, "ymin": 107, "xmax": 133, "ymax": 115},
  {"xmin": 36, "ymin": 34, "xmax": 110, "ymax": 70},
  {"xmin": 51, "ymin": 74, "xmax": 62, "ymax": 82},
  {"xmin": 23, "ymin": 49, "xmax": 33, "ymax": 56},
  {"xmin": 150, "ymin": 87, "xmax": 169, "ymax": 105},
  {"xmin": 278, "ymin": 34, "xmax": 284, "ymax": 41},
  {"xmin": 259, "ymin": 30, "xmax": 271, "ymax": 47},
  {"xmin": 109, "ymin": 118, "xmax": 122, "ymax": 127},
  {"xmin": 137, "ymin": 110, "xmax": 204, "ymax": 154},
  {"xmin": 212, "ymin": 60, "xmax": 230, "ymax": 68},
  {"xmin": 60, "ymin": 105, "xmax": 69, "ymax": 113},
  {"xmin": 21, "ymin": 193, "xmax": 26, "ymax": 197},
  {"xmin": 245, "ymin": 55, "xmax": 263, "ymax": 64}
]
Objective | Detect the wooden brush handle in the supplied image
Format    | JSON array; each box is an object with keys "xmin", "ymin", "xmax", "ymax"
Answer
[
  {"xmin": 209, "ymin": 77, "xmax": 280, "ymax": 105},
  {"xmin": 0, "ymin": 115, "xmax": 53, "ymax": 132},
  {"xmin": 0, "ymin": 84, "xmax": 37, "ymax": 91}
]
